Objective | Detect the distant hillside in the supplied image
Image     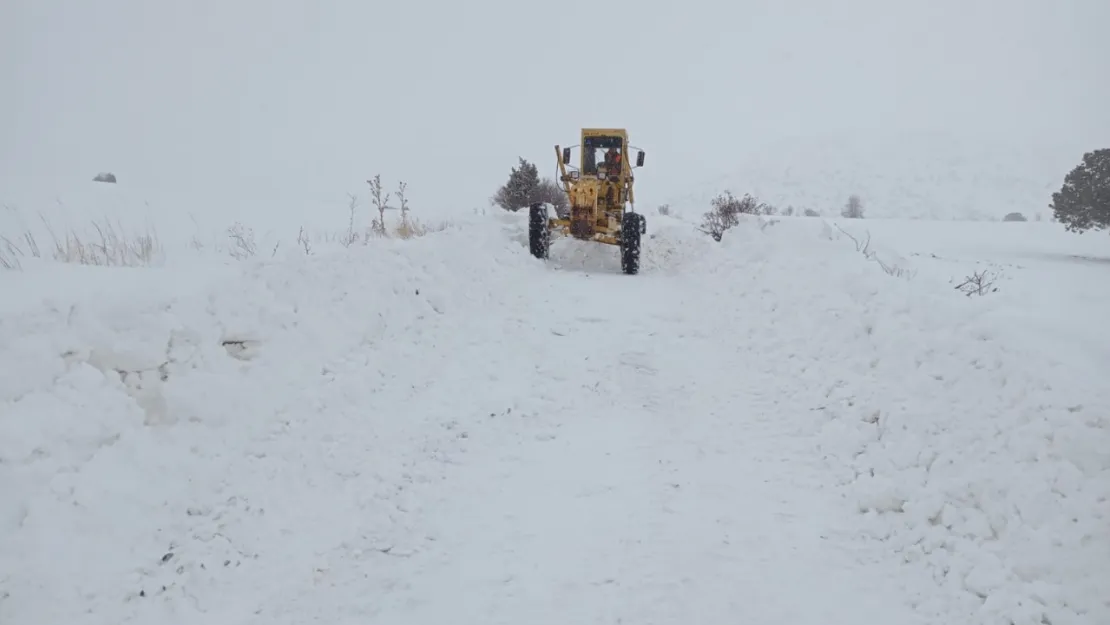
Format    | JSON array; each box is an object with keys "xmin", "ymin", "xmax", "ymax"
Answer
[{"xmin": 665, "ymin": 132, "xmax": 1087, "ymax": 221}]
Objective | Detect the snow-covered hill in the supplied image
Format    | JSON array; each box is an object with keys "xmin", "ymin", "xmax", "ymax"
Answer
[
  {"xmin": 1, "ymin": 205, "xmax": 1107, "ymax": 624},
  {"xmin": 663, "ymin": 132, "xmax": 1088, "ymax": 221}
]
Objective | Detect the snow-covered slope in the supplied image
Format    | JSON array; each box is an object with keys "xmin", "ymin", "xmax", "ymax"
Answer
[
  {"xmin": 1, "ymin": 209, "xmax": 1107, "ymax": 624},
  {"xmin": 664, "ymin": 132, "xmax": 1088, "ymax": 221},
  {"xmin": 0, "ymin": 178, "xmax": 427, "ymax": 259}
]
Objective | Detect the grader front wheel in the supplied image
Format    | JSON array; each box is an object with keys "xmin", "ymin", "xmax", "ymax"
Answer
[
  {"xmin": 620, "ymin": 212, "xmax": 643, "ymax": 275},
  {"xmin": 528, "ymin": 203, "xmax": 551, "ymax": 259}
]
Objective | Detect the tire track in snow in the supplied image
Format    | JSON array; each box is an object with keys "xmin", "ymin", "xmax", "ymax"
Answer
[{"xmin": 267, "ymin": 266, "xmax": 933, "ymax": 624}]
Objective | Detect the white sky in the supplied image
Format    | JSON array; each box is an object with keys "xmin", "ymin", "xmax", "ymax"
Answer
[{"xmin": 2, "ymin": 0, "xmax": 1107, "ymax": 214}]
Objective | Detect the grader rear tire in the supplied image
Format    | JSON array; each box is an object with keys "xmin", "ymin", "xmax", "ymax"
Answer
[
  {"xmin": 528, "ymin": 203, "xmax": 550, "ymax": 259},
  {"xmin": 620, "ymin": 211, "xmax": 643, "ymax": 275}
]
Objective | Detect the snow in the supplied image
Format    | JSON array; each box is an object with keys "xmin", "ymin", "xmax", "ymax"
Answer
[
  {"xmin": 664, "ymin": 131, "xmax": 1090, "ymax": 221},
  {"xmin": 1, "ymin": 202, "xmax": 1108, "ymax": 624}
]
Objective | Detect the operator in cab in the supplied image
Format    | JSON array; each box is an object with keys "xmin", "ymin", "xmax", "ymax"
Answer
[{"xmin": 603, "ymin": 147, "xmax": 622, "ymax": 172}]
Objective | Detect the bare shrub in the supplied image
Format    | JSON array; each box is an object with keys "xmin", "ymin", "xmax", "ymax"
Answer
[
  {"xmin": 226, "ymin": 222, "xmax": 257, "ymax": 259},
  {"xmin": 842, "ymin": 194, "xmax": 865, "ymax": 218},
  {"xmin": 699, "ymin": 191, "xmax": 774, "ymax": 241},
  {"xmin": 1002, "ymin": 212, "xmax": 1027, "ymax": 222},
  {"xmin": 532, "ymin": 179, "xmax": 569, "ymax": 218},
  {"xmin": 396, "ymin": 181, "xmax": 410, "ymax": 228},
  {"xmin": 804, "ymin": 208, "xmax": 820, "ymax": 217},
  {"xmin": 367, "ymin": 174, "xmax": 391, "ymax": 236},
  {"xmin": 954, "ymin": 270, "xmax": 998, "ymax": 296},
  {"xmin": 657, "ymin": 204, "xmax": 671, "ymax": 216},
  {"xmin": 361, "ymin": 175, "xmax": 427, "ymax": 238}
]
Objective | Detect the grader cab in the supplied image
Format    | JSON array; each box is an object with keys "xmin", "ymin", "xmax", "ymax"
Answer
[{"xmin": 528, "ymin": 128, "xmax": 647, "ymax": 274}]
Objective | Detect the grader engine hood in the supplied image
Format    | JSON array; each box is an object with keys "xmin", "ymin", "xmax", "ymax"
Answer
[{"xmin": 569, "ymin": 178, "xmax": 600, "ymax": 239}]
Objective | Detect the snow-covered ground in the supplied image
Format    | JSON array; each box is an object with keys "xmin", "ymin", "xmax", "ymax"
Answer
[
  {"xmin": 663, "ymin": 132, "xmax": 1088, "ymax": 221},
  {"xmin": 1, "ymin": 202, "xmax": 1107, "ymax": 624}
]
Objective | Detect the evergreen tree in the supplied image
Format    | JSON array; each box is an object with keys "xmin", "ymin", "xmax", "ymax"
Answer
[
  {"xmin": 492, "ymin": 157, "xmax": 540, "ymax": 211},
  {"xmin": 1050, "ymin": 149, "xmax": 1110, "ymax": 233}
]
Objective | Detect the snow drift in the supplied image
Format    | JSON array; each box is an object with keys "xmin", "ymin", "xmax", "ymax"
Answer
[
  {"xmin": 1, "ymin": 209, "xmax": 1106, "ymax": 625},
  {"xmin": 691, "ymin": 215, "xmax": 1109, "ymax": 624},
  {"xmin": 0, "ymin": 219, "xmax": 536, "ymax": 623}
]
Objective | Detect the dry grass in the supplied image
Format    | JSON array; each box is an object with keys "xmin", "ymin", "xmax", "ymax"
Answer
[
  {"xmin": 170, "ymin": 216, "xmax": 452, "ymax": 261},
  {"xmin": 393, "ymin": 217, "xmax": 449, "ymax": 240},
  {"xmin": 1, "ymin": 194, "xmax": 451, "ymax": 270},
  {"xmin": 1, "ymin": 216, "xmax": 162, "ymax": 270}
]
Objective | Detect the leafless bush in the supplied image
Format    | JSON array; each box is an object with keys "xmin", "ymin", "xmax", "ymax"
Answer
[
  {"xmin": 362, "ymin": 175, "xmax": 427, "ymax": 238},
  {"xmin": 657, "ymin": 204, "xmax": 671, "ymax": 216},
  {"xmin": 841, "ymin": 194, "xmax": 865, "ymax": 218},
  {"xmin": 367, "ymin": 174, "xmax": 391, "ymax": 236},
  {"xmin": 531, "ymin": 179, "xmax": 569, "ymax": 218},
  {"xmin": 804, "ymin": 208, "xmax": 820, "ymax": 217},
  {"xmin": 226, "ymin": 222, "xmax": 257, "ymax": 259},
  {"xmin": 1002, "ymin": 212, "xmax": 1027, "ymax": 222},
  {"xmin": 699, "ymin": 191, "xmax": 775, "ymax": 241},
  {"xmin": 954, "ymin": 270, "xmax": 998, "ymax": 296}
]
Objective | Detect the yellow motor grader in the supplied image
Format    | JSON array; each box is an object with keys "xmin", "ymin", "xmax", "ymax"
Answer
[{"xmin": 528, "ymin": 128, "xmax": 647, "ymax": 274}]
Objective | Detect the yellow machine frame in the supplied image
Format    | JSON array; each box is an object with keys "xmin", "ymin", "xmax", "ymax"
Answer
[
  {"xmin": 528, "ymin": 128, "xmax": 646, "ymax": 274},
  {"xmin": 551, "ymin": 128, "xmax": 644, "ymax": 245}
]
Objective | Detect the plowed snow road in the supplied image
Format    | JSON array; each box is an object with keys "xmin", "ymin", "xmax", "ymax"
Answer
[{"xmin": 240, "ymin": 262, "xmax": 930, "ymax": 624}]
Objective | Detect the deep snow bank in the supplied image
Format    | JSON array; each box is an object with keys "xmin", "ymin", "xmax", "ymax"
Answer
[
  {"xmin": 693, "ymin": 216, "xmax": 1109, "ymax": 625},
  {"xmin": 0, "ymin": 215, "xmax": 538, "ymax": 624}
]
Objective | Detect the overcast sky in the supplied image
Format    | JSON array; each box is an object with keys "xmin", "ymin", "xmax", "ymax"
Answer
[{"xmin": 2, "ymin": 0, "xmax": 1107, "ymax": 214}]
